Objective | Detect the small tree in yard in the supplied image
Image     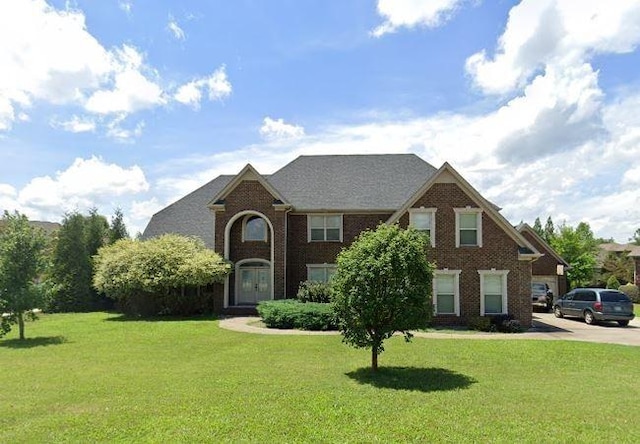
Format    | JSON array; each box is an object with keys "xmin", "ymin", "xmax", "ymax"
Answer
[
  {"xmin": 0, "ymin": 211, "xmax": 46, "ymax": 340},
  {"xmin": 332, "ymin": 224, "xmax": 434, "ymax": 371}
]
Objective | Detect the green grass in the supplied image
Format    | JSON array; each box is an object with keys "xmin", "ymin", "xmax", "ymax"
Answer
[
  {"xmin": 635, "ymin": 303, "xmax": 639, "ymax": 316},
  {"xmin": 1, "ymin": 313, "xmax": 639, "ymax": 443}
]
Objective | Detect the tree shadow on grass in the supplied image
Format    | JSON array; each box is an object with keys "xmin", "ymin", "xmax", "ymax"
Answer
[
  {"xmin": 0, "ymin": 336, "xmax": 68, "ymax": 349},
  {"xmin": 346, "ymin": 366, "xmax": 477, "ymax": 392}
]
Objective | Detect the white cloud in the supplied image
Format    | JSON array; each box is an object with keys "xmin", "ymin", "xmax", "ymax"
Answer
[
  {"xmin": 119, "ymin": 1, "xmax": 132, "ymax": 15},
  {"xmin": 622, "ymin": 165, "xmax": 640, "ymax": 187},
  {"xmin": 167, "ymin": 15, "xmax": 186, "ymax": 41},
  {"xmin": 0, "ymin": 156, "xmax": 150, "ymax": 235},
  {"xmin": 84, "ymin": 45, "xmax": 165, "ymax": 115},
  {"xmin": 465, "ymin": 0, "xmax": 640, "ymax": 95},
  {"xmin": 173, "ymin": 66, "xmax": 232, "ymax": 109},
  {"xmin": 106, "ymin": 115, "xmax": 145, "ymax": 141},
  {"xmin": 372, "ymin": 0, "xmax": 464, "ymax": 37},
  {"xmin": 12, "ymin": 156, "xmax": 148, "ymax": 219},
  {"xmin": 130, "ymin": 198, "xmax": 164, "ymax": 224},
  {"xmin": 174, "ymin": 82, "xmax": 202, "ymax": 108},
  {"xmin": 0, "ymin": 1, "xmax": 227, "ymax": 133},
  {"xmin": 51, "ymin": 115, "xmax": 96, "ymax": 133},
  {"xmin": 259, "ymin": 117, "xmax": 305, "ymax": 140}
]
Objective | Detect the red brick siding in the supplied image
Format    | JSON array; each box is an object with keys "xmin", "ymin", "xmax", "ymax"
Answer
[
  {"xmin": 399, "ymin": 183, "xmax": 532, "ymax": 327},
  {"xmin": 286, "ymin": 213, "xmax": 391, "ymax": 297},
  {"xmin": 213, "ymin": 181, "xmax": 287, "ymax": 305},
  {"xmin": 521, "ymin": 231, "xmax": 559, "ymax": 276}
]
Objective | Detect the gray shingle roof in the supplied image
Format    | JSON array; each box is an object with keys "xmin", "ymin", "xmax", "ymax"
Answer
[
  {"xmin": 269, "ymin": 154, "xmax": 437, "ymax": 211},
  {"xmin": 142, "ymin": 154, "xmax": 438, "ymax": 245},
  {"xmin": 142, "ymin": 175, "xmax": 233, "ymax": 248}
]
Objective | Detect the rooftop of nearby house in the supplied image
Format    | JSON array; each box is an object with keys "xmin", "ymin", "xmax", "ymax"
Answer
[
  {"xmin": 598, "ymin": 242, "xmax": 640, "ymax": 259},
  {"xmin": 0, "ymin": 219, "xmax": 61, "ymax": 235}
]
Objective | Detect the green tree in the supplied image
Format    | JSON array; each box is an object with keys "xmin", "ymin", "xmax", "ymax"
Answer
[
  {"xmin": 631, "ymin": 228, "xmax": 640, "ymax": 246},
  {"xmin": 46, "ymin": 212, "xmax": 92, "ymax": 312},
  {"xmin": 544, "ymin": 216, "xmax": 555, "ymax": 243},
  {"xmin": 0, "ymin": 211, "xmax": 46, "ymax": 339},
  {"xmin": 551, "ymin": 222, "xmax": 597, "ymax": 288},
  {"xmin": 532, "ymin": 217, "xmax": 543, "ymax": 238},
  {"xmin": 85, "ymin": 208, "xmax": 109, "ymax": 257},
  {"xmin": 93, "ymin": 234, "xmax": 231, "ymax": 315},
  {"xmin": 108, "ymin": 208, "xmax": 129, "ymax": 244},
  {"xmin": 331, "ymin": 224, "xmax": 434, "ymax": 372},
  {"xmin": 606, "ymin": 275, "xmax": 621, "ymax": 290},
  {"xmin": 601, "ymin": 252, "xmax": 634, "ymax": 285}
]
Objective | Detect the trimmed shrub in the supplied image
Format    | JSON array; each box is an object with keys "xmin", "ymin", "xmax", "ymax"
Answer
[
  {"xmin": 296, "ymin": 280, "xmax": 333, "ymax": 303},
  {"xmin": 619, "ymin": 284, "xmax": 639, "ymax": 303},
  {"xmin": 468, "ymin": 316, "xmax": 492, "ymax": 332},
  {"xmin": 468, "ymin": 315, "xmax": 523, "ymax": 333},
  {"xmin": 257, "ymin": 299, "xmax": 337, "ymax": 331},
  {"xmin": 606, "ymin": 275, "xmax": 621, "ymax": 290}
]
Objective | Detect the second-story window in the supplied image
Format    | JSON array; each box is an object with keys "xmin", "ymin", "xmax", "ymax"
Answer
[
  {"xmin": 308, "ymin": 215, "xmax": 342, "ymax": 242},
  {"xmin": 409, "ymin": 208, "xmax": 436, "ymax": 247},
  {"xmin": 243, "ymin": 215, "xmax": 267, "ymax": 241},
  {"xmin": 455, "ymin": 208, "xmax": 482, "ymax": 247}
]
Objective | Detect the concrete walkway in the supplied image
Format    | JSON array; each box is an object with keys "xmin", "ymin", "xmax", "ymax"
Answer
[{"xmin": 218, "ymin": 313, "xmax": 640, "ymax": 346}]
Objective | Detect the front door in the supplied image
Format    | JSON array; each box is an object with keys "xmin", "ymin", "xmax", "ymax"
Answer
[{"xmin": 238, "ymin": 266, "xmax": 270, "ymax": 304}]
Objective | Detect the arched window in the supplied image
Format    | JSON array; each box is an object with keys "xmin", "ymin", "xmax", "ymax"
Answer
[{"xmin": 243, "ymin": 215, "xmax": 267, "ymax": 241}]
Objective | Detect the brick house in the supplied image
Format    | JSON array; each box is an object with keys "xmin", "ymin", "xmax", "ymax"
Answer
[
  {"xmin": 517, "ymin": 223, "xmax": 569, "ymax": 298},
  {"xmin": 143, "ymin": 154, "xmax": 542, "ymax": 327}
]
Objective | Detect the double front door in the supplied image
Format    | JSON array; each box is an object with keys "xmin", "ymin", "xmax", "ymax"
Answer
[{"xmin": 238, "ymin": 265, "xmax": 270, "ymax": 304}]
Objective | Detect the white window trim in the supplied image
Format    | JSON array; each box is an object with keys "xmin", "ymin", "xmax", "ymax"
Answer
[
  {"xmin": 478, "ymin": 269, "xmax": 509, "ymax": 316},
  {"xmin": 409, "ymin": 207, "xmax": 437, "ymax": 247},
  {"xmin": 306, "ymin": 264, "xmax": 337, "ymax": 283},
  {"xmin": 433, "ymin": 269, "xmax": 461, "ymax": 316},
  {"xmin": 242, "ymin": 214, "xmax": 267, "ymax": 242},
  {"xmin": 307, "ymin": 214, "xmax": 343, "ymax": 242},
  {"xmin": 454, "ymin": 208, "xmax": 483, "ymax": 248}
]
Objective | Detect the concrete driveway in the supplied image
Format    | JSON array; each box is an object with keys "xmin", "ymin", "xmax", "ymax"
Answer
[{"xmin": 529, "ymin": 312, "xmax": 640, "ymax": 346}]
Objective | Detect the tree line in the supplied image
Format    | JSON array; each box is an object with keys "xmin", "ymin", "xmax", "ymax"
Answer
[
  {"xmin": 0, "ymin": 209, "xmax": 128, "ymax": 339},
  {"xmin": 0, "ymin": 209, "xmax": 230, "ymax": 340}
]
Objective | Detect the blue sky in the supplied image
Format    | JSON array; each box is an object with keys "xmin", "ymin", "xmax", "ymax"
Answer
[{"xmin": 1, "ymin": 0, "xmax": 639, "ymax": 241}]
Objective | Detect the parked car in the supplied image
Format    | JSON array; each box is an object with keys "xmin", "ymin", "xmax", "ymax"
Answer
[
  {"xmin": 553, "ymin": 288, "xmax": 635, "ymax": 326},
  {"xmin": 531, "ymin": 282, "xmax": 552, "ymax": 311}
]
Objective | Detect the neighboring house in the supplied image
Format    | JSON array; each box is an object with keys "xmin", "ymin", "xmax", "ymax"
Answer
[
  {"xmin": 596, "ymin": 243, "xmax": 638, "ymax": 286},
  {"xmin": 143, "ymin": 154, "xmax": 542, "ymax": 327},
  {"xmin": 517, "ymin": 223, "xmax": 569, "ymax": 297}
]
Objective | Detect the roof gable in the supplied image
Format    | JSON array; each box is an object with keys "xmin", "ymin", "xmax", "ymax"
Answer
[
  {"xmin": 388, "ymin": 162, "xmax": 541, "ymax": 257},
  {"xmin": 207, "ymin": 164, "xmax": 289, "ymax": 207},
  {"xmin": 517, "ymin": 223, "xmax": 569, "ymax": 266}
]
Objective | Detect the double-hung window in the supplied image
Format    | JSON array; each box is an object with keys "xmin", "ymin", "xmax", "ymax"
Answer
[
  {"xmin": 433, "ymin": 270, "xmax": 460, "ymax": 316},
  {"xmin": 308, "ymin": 215, "xmax": 342, "ymax": 242},
  {"xmin": 479, "ymin": 270, "xmax": 508, "ymax": 315},
  {"xmin": 409, "ymin": 208, "xmax": 436, "ymax": 247},
  {"xmin": 307, "ymin": 264, "xmax": 337, "ymax": 283},
  {"xmin": 455, "ymin": 208, "xmax": 482, "ymax": 247}
]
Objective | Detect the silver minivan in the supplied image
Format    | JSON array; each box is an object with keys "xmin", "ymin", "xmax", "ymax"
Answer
[{"xmin": 553, "ymin": 288, "xmax": 635, "ymax": 326}]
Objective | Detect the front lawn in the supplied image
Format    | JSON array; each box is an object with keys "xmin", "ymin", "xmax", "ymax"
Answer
[
  {"xmin": 1, "ymin": 313, "xmax": 639, "ymax": 442},
  {"xmin": 635, "ymin": 303, "xmax": 639, "ymax": 316}
]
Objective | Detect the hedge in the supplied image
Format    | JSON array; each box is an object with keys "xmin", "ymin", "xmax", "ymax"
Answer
[{"xmin": 257, "ymin": 299, "xmax": 338, "ymax": 331}]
